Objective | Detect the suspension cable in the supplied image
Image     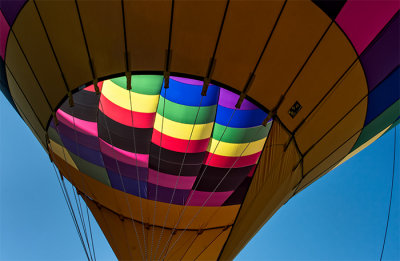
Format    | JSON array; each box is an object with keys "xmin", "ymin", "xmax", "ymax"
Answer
[
  {"xmin": 98, "ymin": 93, "xmax": 145, "ymax": 260},
  {"xmin": 152, "ymin": 95, "xmax": 205, "ymax": 259},
  {"xmin": 160, "ymin": 121, "xmax": 268, "ymax": 259},
  {"xmin": 127, "ymin": 80, "xmax": 148, "ymax": 259},
  {"xmin": 156, "ymin": 108, "xmax": 238, "ymax": 259},
  {"xmin": 380, "ymin": 126, "xmax": 397, "ymax": 261}
]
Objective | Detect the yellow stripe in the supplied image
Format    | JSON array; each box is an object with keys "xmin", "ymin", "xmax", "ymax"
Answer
[
  {"xmin": 334, "ymin": 125, "xmax": 391, "ymax": 169},
  {"xmin": 207, "ymin": 137, "xmax": 267, "ymax": 157},
  {"xmin": 154, "ymin": 114, "xmax": 214, "ymax": 140},
  {"xmin": 49, "ymin": 140, "xmax": 78, "ymax": 169},
  {"xmin": 101, "ymin": 80, "xmax": 160, "ymax": 113}
]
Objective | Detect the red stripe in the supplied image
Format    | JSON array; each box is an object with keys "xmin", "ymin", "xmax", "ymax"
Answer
[
  {"xmin": 203, "ymin": 151, "xmax": 261, "ymax": 168},
  {"xmin": 84, "ymin": 81, "xmax": 103, "ymax": 92},
  {"xmin": 99, "ymin": 94, "xmax": 156, "ymax": 128},
  {"xmin": 151, "ymin": 129, "xmax": 210, "ymax": 153}
]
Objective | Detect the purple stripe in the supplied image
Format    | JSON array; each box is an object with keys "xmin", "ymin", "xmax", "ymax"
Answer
[
  {"xmin": 218, "ymin": 88, "xmax": 259, "ymax": 110},
  {"xmin": 170, "ymin": 76, "xmax": 204, "ymax": 86},
  {"xmin": 108, "ymin": 171, "xmax": 147, "ymax": 198},
  {"xmin": 0, "ymin": 0, "xmax": 26, "ymax": 25},
  {"xmin": 56, "ymin": 121, "xmax": 99, "ymax": 151},
  {"xmin": 101, "ymin": 153, "xmax": 148, "ymax": 181},
  {"xmin": 361, "ymin": 13, "xmax": 399, "ymax": 91}
]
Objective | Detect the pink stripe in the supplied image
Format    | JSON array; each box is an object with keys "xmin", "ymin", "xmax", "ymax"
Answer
[
  {"xmin": 203, "ymin": 152, "xmax": 261, "ymax": 168},
  {"xmin": 147, "ymin": 169, "xmax": 196, "ymax": 190},
  {"xmin": 84, "ymin": 82, "xmax": 103, "ymax": 92},
  {"xmin": 0, "ymin": 11, "xmax": 10, "ymax": 59},
  {"xmin": 186, "ymin": 190, "xmax": 233, "ymax": 206},
  {"xmin": 56, "ymin": 110, "xmax": 98, "ymax": 137},
  {"xmin": 99, "ymin": 138, "xmax": 148, "ymax": 168},
  {"xmin": 336, "ymin": 0, "xmax": 399, "ymax": 54}
]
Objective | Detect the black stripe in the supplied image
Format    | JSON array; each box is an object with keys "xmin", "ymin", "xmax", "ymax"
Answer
[
  {"xmin": 98, "ymin": 111, "xmax": 153, "ymax": 154},
  {"xmin": 193, "ymin": 165, "xmax": 255, "ymax": 192},
  {"xmin": 223, "ymin": 176, "xmax": 252, "ymax": 206},
  {"xmin": 149, "ymin": 143, "xmax": 205, "ymax": 165},
  {"xmin": 148, "ymin": 156, "xmax": 202, "ymax": 177}
]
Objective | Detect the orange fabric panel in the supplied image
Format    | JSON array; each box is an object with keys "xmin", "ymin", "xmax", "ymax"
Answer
[
  {"xmin": 35, "ymin": 0, "xmax": 92, "ymax": 90},
  {"xmin": 303, "ymin": 98, "xmax": 367, "ymax": 173},
  {"xmin": 5, "ymin": 67, "xmax": 46, "ymax": 146},
  {"xmin": 5, "ymin": 33, "xmax": 52, "ymax": 125},
  {"xmin": 76, "ymin": 0, "xmax": 125, "ymax": 78},
  {"xmin": 12, "ymin": 1, "xmax": 67, "ymax": 109},
  {"xmin": 169, "ymin": 0, "xmax": 226, "ymax": 77},
  {"xmin": 196, "ymin": 227, "xmax": 231, "ymax": 260},
  {"xmin": 277, "ymin": 24, "xmax": 357, "ymax": 131},
  {"xmin": 248, "ymin": 0, "xmax": 331, "ymax": 110},
  {"xmin": 297, "ymin": 133, "xmax": 361, "ymax": 193},
  {"xmin": 220, "ymin": 122, "xmax": 302, "ymax": 260},
  {"xmin": 124, "ymin": 0, "xmax": 171, "ymax": 71},
  {"xmin": 295, "ymin": 61, "xmax": 368, "ymax": 153},
  {"xmin": 212, "ymin": 0, "xmax": 284, "ymax": 90}
]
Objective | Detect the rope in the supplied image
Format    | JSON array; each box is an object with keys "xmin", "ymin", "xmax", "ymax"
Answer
[
  {"xmin": 150, "ymin": 85, "xmax": 168, "ymax": 259},
  {"xmin": 160, "ymin": 122, "xmax": 267, "ymax": 259},
  {"xmin": 380, "ymin": 126, "xmax": 397, "ymax": 261},
  {"xmin": 127, "ymin": 80, "xmax": 148, "ymax": 259},
  {"xmin": 98, "ymin": 95, "xmax": 146, "ymax": 260},
  {"xmin": 86, "ymin": 203, "xmax": 97, "ymax": 261},
  {"xmin": 151, "ymin": 96, "xmax": 205, "ymax": 260},
  {"xmin": 156, "ymin": 108, "xmax": 238, "ymax": 259}
]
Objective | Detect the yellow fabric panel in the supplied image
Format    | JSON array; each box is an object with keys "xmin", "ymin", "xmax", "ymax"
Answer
[
  {"xmin": 101, "ymin": 80, "xmax": 160, "ymax": 113},
  {"xmin": 196, "ymin": 227, "xmax": 231, "ymax": 260},
  {"xmin": 170, "ymin": 0, "xmax": 226, "ymax": 76},
  {"xmin": 48, "ymin": 140, "xmax": 78, "ymax": 169},
  {"xmin": 181, "ymin": 228, "xmax": 228, "ymax": 260},
  {"xmin": 5, "ymin": 36, "xmax": 52, "ymax": 125},
  {"xmin": 35, "ymin": 0, "xmax": 92, "ymax": 90},
  {"xmin": 207, "ymin": 137, "xmax": 267, "ymax": 157},
  {"xmin": 303, "ymin": 98, "xmax": 367, "ymax": 173},
  {"xmin": 5, "ymin": 68, "xmax": 47, "ymax": 146},
  {"xmin": 154, "ymin": 114, "xmax": 214, "ymax": 140},
  {"xmin": 124, "ymin": 0, "xmax": 171, "ymax": 71},
  {"xmin": 212, "ymin": 0, "xmax": 285, "ymax": 90},
  {"xmin": 298, "ymin": 134, "xmax": 361, "ymax": 193},
  {"xmin": 249, "ymin": 0, "xmax": 330, "ymax": 110},
  {"xmin": 12, "ymin": 1, "xmax": 67, "ymax": 110},
  {"xmin": 335, "ymin": 125, "xmax": 391, "ymax": 169},
  {"xmin": 295, "ymin": 61, "xmax": 368, "ymax": 153},
  {"xmin": 76, "ymin": 0, "xmax": 125, "ymax": 78},
  {"xmin": 220, "ymin": 122, "xmax": 302, "ymax": 260},
  {"xmin": 277, "ymin": 24, "xmax": 357, "ymax": 131},
  {"xmin": 163, "ymin": 230, "xmax": 199, "ymax": 260}
]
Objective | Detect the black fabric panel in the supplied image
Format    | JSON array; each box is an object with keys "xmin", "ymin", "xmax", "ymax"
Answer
[
  {"xmin": 61, "ymin": 102, "xmax": 99, "ymax": 122},
  {"xmin": 98, "ymin": 111, "xmax": 153, "ymax": 154},
  {"xmin": 149, "ymin": 155, "xmax": 202, "ymax": 176},
  {"xmin": 312, "ymin": 0, "xmax": 347, "ymax": 19},
  {"xmin": 149, "ymin": 143, "xmax": 206, "ymax": 165},
  {"xmin": 0, "ymin": 59, "xmax": 18, "ymax": 112},
  {"xmin": 73, "ymin": 90, "xmax": 100, "ymax": 107},
  {"xmin": 223, "ymin": 176, "xmax": 252, "ymax": 206},
  {"xmin": 193, "ymin": 165, "xmax": 255, "ymax": 192}
]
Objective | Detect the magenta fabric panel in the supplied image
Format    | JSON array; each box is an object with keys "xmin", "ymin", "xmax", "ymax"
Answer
[
  {"xmin": 0, "ymin": 10, "xmax": 9, "ymax": 59},
  {"xmin": 185, "ymin": 190, "xmax": 234, "ymax": 207},
  {"xmin": 147, "ymin": 169, "xmax": 196, "ymax": 190},
  {"xmin": 336, "ymin": 0, "xmax": 399, "ymax": 54}
]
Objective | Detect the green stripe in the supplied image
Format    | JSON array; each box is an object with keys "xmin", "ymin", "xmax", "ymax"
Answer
[
  {"xmin": 69, "ymin": 151, "xmax": 111, "ymax": 186},
  {"xmin": 110, "ymin": 75, "xmax": 163, "ymax": 95},
  {"xmin": 212, "ymin": 121, "xmax": 271, "ymax": 143},
  {"xmin": 352, "ymin": 99, "xmax": 400, "ymax": 151},
  {"xmin": 157, "ymin": 96, "xmax": 217, "ymax": 124}
]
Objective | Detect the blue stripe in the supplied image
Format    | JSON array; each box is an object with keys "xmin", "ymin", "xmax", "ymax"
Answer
[
  {"xmin": 365, "ymin": 67, "xmax": 400, "ymax": 125},
  {"xmin": 215, "ymin": 105, "xmax": 268, "ymax": 128},
  {"xmin": 161, "ymin": 78, "xmax": 219, "ymax": 106},
  {"xmin": 108, "ymin": 171, "xmax": 147, "ymax": 198}
]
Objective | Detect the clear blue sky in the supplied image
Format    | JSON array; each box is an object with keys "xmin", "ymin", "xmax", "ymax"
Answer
[{"xmin": 0, "ymin": 93, "xmax": 398, "ymax": 261}]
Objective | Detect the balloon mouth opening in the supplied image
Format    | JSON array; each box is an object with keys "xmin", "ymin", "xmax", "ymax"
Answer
[{"xmin": 47, "ymin": 74, "xmax": 273, "ymax": 207}]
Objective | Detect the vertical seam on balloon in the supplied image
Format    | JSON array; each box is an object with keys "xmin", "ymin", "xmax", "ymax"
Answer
[
  {"xmin": 32, "ymin": 0, "xmax": 71, "ymax": 94},
  {"xmin": 4, "ymin": 63, "xmax": 46, "ymax": 130},
  {"xmin": 193, "ymin": 228, "xmax": 226, "ymax": 261},
  {"xmin": 9, "ymin": 29, "xmax": 53, "ymax": 112}
]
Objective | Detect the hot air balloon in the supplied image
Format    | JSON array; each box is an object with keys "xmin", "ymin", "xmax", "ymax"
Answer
[{"xmin": 0, "ymin": 0, "xmax": 399, "ymax": 260}]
